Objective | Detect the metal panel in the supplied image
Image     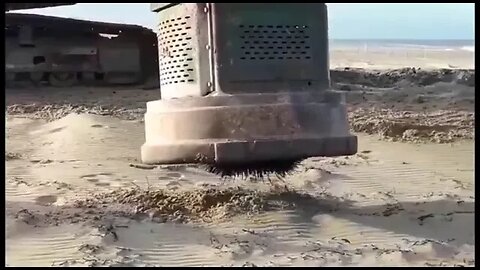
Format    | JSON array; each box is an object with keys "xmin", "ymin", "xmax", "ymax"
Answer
[
  {"xmin": 153, "ymin": 3, "xmax": 330, "ymax": 97},
  {"xmin": 155, "ymin": 3, "xmax": 211, "ymax": 99},
  {"xmin": 211, "ymin": 3, "xmax": 330, "ymax": 94}
]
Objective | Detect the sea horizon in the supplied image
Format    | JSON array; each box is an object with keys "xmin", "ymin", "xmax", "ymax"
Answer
[{"xmin": 329, "ymin": 38, "xmax": 474, "ymax": 52}]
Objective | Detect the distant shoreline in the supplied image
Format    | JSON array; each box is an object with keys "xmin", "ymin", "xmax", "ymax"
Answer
[
  {"xmin": 329, "ymin": 41, "xmax": 474, "ymax": 70},
  {"xmin": 329, "ymin": 39, "xmax": 475, "ymax": 54}
]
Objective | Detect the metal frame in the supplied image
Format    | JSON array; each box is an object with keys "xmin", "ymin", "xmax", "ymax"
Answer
[
  {"xmin": 155, "ymin": 3, "xmax": 211, "ymax": 99},
  {"xmin": 154, "ymin": 3, "xmax": 331, "ymax": 97}
]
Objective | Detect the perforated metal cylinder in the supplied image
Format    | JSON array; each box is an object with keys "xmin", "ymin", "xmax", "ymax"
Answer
[{"xmin": 152, "ymin": 3, "xmax": 330, "ymax": 98}]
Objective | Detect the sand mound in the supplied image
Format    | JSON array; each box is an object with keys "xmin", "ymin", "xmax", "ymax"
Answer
[
  {"xmin": 349, "ymin": 108, "xmax": 474, "ymax": 143},
  {"xmin": 7, "ymin": 185, "xmax": 344, "ymax": 229},
  {"xmin": 6, "ymin": 103, "xmax": 144, "ymax": 122},
  {"xmin": 331, "ymin": 68, "xmax": 475, "ymax": 88},
  {"xmin": 72, "ymin": 186, "xmax": 337, "ymax": 224}
]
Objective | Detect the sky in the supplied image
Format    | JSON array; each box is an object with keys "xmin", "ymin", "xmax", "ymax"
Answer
[{"xmin": 10, "ymin": 3, "xmax": 475, "ymax": 40}]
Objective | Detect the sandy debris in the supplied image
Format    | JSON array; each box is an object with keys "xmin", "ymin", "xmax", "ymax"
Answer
[
  {"xmin": 72, "ymin": 186, "xmax": 336, "ymax": 224},
  {"xmin": 6, "ymin": 103, "xmax": 145, "ymax": 122},
  {"xmin": 6, "ymin": 152, "xmax": 22, "ymax": 161},
  {"xmin": 348, "ymin": 108, "xmax": 474, "ymax": 143},
  {"xmin": 331, "ymin": 67, "xmax": 475, "ymax": 88}
]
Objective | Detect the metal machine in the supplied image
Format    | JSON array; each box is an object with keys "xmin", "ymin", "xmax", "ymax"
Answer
[
  {"xmin": 5, "ymin": 12, "xmax": 159, "ymax": 88},
  {"xmin": 141, "ymin": 3, "xmax": 357, "ymax": 177}
]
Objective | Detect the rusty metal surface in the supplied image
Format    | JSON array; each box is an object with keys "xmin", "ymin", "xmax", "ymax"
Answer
[
  {"xmin": 5, "ymin": 3, "xmax": 76, "ymax": 11},
  {"xmin": 5, "ymin": 13, "xmax": 152, "ymax": 35}
]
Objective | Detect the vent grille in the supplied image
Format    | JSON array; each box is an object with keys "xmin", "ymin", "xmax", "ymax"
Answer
[
  {"xmin": 158, "ymin": 16, "xmax": 195, "ymax": 86},
  {"xmin": 238, "ymin": 25, "xmax": 312, "ymax": 61}
]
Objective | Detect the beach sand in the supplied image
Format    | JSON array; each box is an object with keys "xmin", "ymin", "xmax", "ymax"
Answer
[
  {"xmin": 330, "ymin": 46, "xmax": 474, "ymax": 70},
  {"xmin": 5, "ymin": 48, "xmax": 475, "ymax": 267}
]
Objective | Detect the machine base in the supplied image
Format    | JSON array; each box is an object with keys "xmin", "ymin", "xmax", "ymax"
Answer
[{"xmin": 141, "ymin": 91, "xmax": 358, "ymax": 165}]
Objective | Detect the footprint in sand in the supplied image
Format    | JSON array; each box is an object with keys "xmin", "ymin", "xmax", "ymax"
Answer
[
  {"xmin": 160, "ymin": 172, "xmax": 194, "ymax": 188},
  {"xmin": 95, "ymin": 182, "xmax": 111, "ymax": 187},
  {"xmin": 159, "ymin": 175, "xmax": 192, "ymax": 184},
  {"xmin": 166, "ymin": 172, "xmax": 183, "ymax": 178},
  {"xmin": 30, "ymin": 159, "xmax": 54, "ymax": 164},
  {"xmin": 48, "ymin": 126, "xmax": 66, "ymax": 134},
  {"xmin": 167, "ymin": 186, "xmax": 179, "ymax": 191},
  {"xmin": 166, "ymin": 181, "xmax": 181, "ymax": 187},
  {"xmin": 35, "ymin": 195, "xmax": 58, "ymax": 206},
  {"xmin": 158, "ymin": 172, "xmax": 184, "ymax": 181},
  {"xmin": 81, "ymin": 173, "xmax": 114, "ymax": 187},
  {"xmin": 178, "ymin": 178, "xmax": 193, "ymax": 185}
]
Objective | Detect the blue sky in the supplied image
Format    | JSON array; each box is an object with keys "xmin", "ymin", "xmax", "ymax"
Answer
[{"xmin": 10, "ymin": 3, "xmax": 475, "ymax": 40}]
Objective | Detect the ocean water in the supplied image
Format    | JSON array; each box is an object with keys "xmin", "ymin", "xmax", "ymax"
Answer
[{"xmin": 330, "ymin": 39, "xmax": 475, "ymax": 53}]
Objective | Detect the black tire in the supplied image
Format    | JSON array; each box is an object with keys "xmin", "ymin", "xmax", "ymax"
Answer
[
  {"xmin": 29, "ymin": 71, "xmax": 45, "ymax": 86},
  {"xmin": 48, "ymin": 72, "xmax": 78, "ymax": 87}
]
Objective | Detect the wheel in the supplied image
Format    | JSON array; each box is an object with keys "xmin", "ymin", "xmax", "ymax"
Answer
[
  {"xmin": 48, "ymin": 72, "xmax": 78, "ymax": 87},
  {"xmin": 29, "ymin": 71, "xmax": 45, "ymax": 86}
]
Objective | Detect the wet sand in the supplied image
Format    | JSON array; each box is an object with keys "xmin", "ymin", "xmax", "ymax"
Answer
[{"xmin": 5, "ymin": 54, "xmax": 475, "ymax": 266}]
